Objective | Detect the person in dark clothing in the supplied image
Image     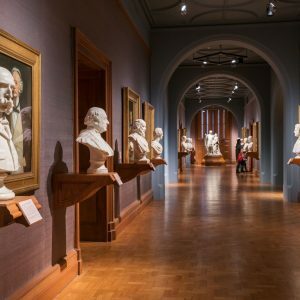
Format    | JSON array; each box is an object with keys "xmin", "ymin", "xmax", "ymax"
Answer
[{"xmin": 235, "ymin": 138, "xmax": 243, "ymax": 173}]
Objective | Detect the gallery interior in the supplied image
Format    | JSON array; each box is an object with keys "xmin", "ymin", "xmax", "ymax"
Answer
[{"xmin": 1, "ymin": 0, "xmax": 300, "ymax": 299}]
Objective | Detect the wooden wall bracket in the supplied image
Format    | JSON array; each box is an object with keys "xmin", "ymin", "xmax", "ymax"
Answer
[
  {"xmin": 53, "ymin": 173, "xmax": 123, "ymax": 209},
  {"xmin": 178, "ymin": 151, "xmax": 189, "ymax": 159},
  {"xmin": 0, "ymin": 196, "xmax": 41, "ymax": 227},
  {"xmin": 287, "ymin": 157, "xmax": 300, "ymax": 165},
  {"xmin": 114, "ymin": 162, "xmax": 155, "ymax": 184},
  {"xmin": 151, "ymin": 158, "xmax": 167, "ymax": 168},
  {"xmin": 247, "ymin": 151, "xmax": 259, "ymax": 160}
]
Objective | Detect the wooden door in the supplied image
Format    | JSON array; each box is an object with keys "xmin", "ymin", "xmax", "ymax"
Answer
[{"xmin": 74, "ymin": 30, "xmax": 114, "ymax": 242}]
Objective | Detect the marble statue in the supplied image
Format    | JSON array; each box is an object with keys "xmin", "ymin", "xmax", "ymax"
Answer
[
  {"xmin": 181, "ymin": 135, "xmax": 189, "ymax": 152},
  {"xmin": 212, "ymin": 133, "xmax": 221, "ymax": 155},
  {"xmin": 292, "ymin": 123, "xmax": 300, "ymax": 158},
  {"xmin": 151, "ymin": 127, "xmax": 163, "ymax": 159},
  {"xmin": 247, "ymin": 136, "xmax": 254, "ymax": 152},
  {"xmin": 204, "ymin": 130, "xmax": 214, "ymax": 155},
  {"xmin": 0, "ymin": 67, "xmax": 20, "ymax": 200},
  {"xmin": 128, "ymin": 119, "xmax": 150, "ymax": 163},
  {"xmin": 186, "ymin": 138, "xmax": 194, "ymax": 152},
  {"xmin": 243, "ymin": 137, "xmax": 249, "ymax": 152},
  {"xmin": 76, "ymin": 107, "xmax": 114, "ymax": 173}
]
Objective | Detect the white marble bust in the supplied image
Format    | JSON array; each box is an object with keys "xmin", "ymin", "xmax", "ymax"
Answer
[
  {"xmin": 76, "ymin": 107, "xmax": 114, "ymax": 173},
  {"xmin": 243, "ymin": 137, "xmax": 249, "ymax": 152},
  {"xmin": 185, "ymin": 138, "xmax": 193, "ymax": 152},
  {"xmin": 0, "ymin": 67, "xmax": 20, "ymax": 200},
  {"xmin": 292, "ymin": 123, "xmax": 300, "ymax": 158},
  {"xmin": 128, "ymin": 119, "xmax": 150, "ymax": 163},
  {"xmin": 181, "ymin": 135, "xmax": 188, "ymax": 152},
  {"xmin": 247, "ymin": 136, "xmax": 253, "ymax": 152},
  {"xmin": 151, "ymin": 127, "xmax": 163, "ymax": 159}
]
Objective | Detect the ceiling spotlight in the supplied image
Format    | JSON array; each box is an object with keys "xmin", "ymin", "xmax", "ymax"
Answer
[
  {"xmin": 232, "ymin": 90, "xmax": 235, "ymax": 94},
  {"xmin": 180, "ymin": 1, "xmax": 187, "ymax": 16},
  {"xmin": 195, "ymin": 83, "xmax": 201, "ymax": 91},
  {"xmin": 227, "ymin": 97, "xmax": 232, "ymax": 103},
  {"xmin": 231, "ymin": 59, "xmax": 237, "ymax": 64},
  {"xmin": 234, "ymin": 83, "xmax": 238, "ymax": 90},
  {"xmin": 266, "ymin": 0, "xmax": 276, "ymax": 17},
  {"xmin": 203, "ymin": 60, "xmax": 208, "ymax": 65}
]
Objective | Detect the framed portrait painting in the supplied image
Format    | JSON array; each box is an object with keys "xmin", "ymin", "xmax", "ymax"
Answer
[
  {"xmin": 122, "ymin": 87, "xmax": 140, "ymax": 163},
  {"xmin": 142, "ymin": 101, "xmax": 155, "ymax": 159},
  {"xmin": 0, "ymin": 29, "xmax": 40, "ymax": 194}
]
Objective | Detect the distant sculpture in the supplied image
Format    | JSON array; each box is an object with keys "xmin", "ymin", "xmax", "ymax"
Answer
[
  {"xmin": 247, "ymin": 136, "xmax": 254, "ymax": 152},
  {"xmin": 243, "ymin": 137, "xmax": 249, "ymax": 152},
  {"xmin": 151, "ymin": 127, "xmax": 163, "ymax": 159},
  {"xmin": 212, "ymin": 133, "xmax": 221, "ymax": 155},
  {"xmin": 204, "ymin": 130, "xmax": 214, "ymax": 155},
  {"xmin": 76, "ymin": 107, "xmax": 114, "ymax": 173},
  {"xmin": 292, "ymin": 123, "xmax": 300, "ymax": 158},
  {"xmin": 186, "ymin": 138, "xmax": 194, "ymax": 152},
  {"xmin": 181, "ymin": 135, "xmax": 188, "ymax": 152},
  {"xmin": 128, "ymin": 119, "xmax": 149, "ymax": 163},
  {"xmin": 0, "ymin": 67, "xmax": 20, "ymax": 200}
]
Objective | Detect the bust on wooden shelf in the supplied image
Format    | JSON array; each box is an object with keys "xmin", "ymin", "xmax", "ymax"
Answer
[
  {"xmin": 76, "ymin": 107, "xmax": 114, "ymax": 173},
  {"xmin": 288, "ymin": 123, "xmax": 300, "ymax": 165},
  {"xmin": 151, "ymin": 127, "xmax": 163, "ymax": 159},
  {"xmin": 128, "ymin": 119, "xmax": 150, "ymax": 164}
]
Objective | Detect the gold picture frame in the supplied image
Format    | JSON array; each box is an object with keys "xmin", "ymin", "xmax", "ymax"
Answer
[
  {"xmin": 252, "ymin": 122, "xmax": 259, "ymax": 153},
  {"xmin": 0, "ymin": 29, "xmax": 40, "ymax": 194},
  {"xmin": 241, "ymin": 127, "xmax": 248, "ymax": 139},
  {"xmin": 142, "ymin": 101, "xmax": 155, "ymax": 159},
  {"xmin": 122, "ymin": 87, "xmax": 140, "ymax": 163}
]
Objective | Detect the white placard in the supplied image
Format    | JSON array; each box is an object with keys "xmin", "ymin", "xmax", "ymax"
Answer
[
  {"xmin": 114, "ymin": 173, "xmax": 123, "ymax": 186},
  {"xmin": 18, "ymin": 199, "xmax": 43, "ymax": 225}
]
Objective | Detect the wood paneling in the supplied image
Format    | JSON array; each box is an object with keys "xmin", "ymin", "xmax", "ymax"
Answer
[
  {"xmin": 11, "ymin": 250, "xmax": 77, "ymax": 300},
  {"xmin": 74, "ymin": 30, "xmax": 114, "ymax": 246}
]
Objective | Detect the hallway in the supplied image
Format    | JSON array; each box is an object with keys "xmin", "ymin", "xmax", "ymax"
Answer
[{"xmin": 57, "ymin": 166, "xmax": 300, "ymax": 300}]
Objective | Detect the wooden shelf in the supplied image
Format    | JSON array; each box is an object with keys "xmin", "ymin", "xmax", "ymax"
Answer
[
  {"xmin": 178, "ymin": 151, "xmax": 189, "ymax": 159},
  {"xmin": 53, "ymin": 172, "xmax": 122, "ymax": 209},
  {"xmin": 288, "ymin": 157, "xmax": 300, "ymax": 165},
  {"xmin": 114, "ymin": 162, "xmax": 155, "ymax": 183},
  {"xmin": 0, "ymin": 196, "xmax": 41, "ymax": 227},
  {"xmin": 151, "ymin": 158, "xmax": 167, "ymax": 168},
  {"xmin": 247, "ymin": 151, "xmax": 259, "ymax": 160}
]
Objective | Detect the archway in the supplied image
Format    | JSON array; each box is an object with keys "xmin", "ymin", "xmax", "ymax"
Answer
[{"xmin": 151, "ymin": 30, "xmax": 297, "ymax": 201}]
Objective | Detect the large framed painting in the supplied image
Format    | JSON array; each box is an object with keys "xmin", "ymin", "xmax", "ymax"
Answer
[
  {"xmin": 252, "ymin": 121, "xmax": 260, "ymax": 158},
  {"xmin": 122, "ymin": 87, "xmax": 140, "ymax": 163},
  {"xmin": 0, "ymin": 30, "xmax": 40, "ymax": 194},
  {"xmin": 241, "ymin": 127, "xmax": 248, "ymax": 139},
  {"xmin": 142, "ymin": 101, "xmax": 155, "ymax": 159}
]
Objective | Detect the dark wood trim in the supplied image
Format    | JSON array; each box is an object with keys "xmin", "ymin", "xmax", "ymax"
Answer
[
  {"xmin": 116, "ymin": 189, "xmax": 153, "ymax": 236},
  {"xmin": 10, "ymin": 250, "xmax": 77, "ymax": 300}
]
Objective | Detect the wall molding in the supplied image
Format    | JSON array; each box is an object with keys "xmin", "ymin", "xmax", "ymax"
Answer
[
  {"xmin": 116, "ymin": 189, "xmax": 153, "ymax": 236},
  {"xmin": 10, "ymin": 250, "xmax": 78, "ymax": 300}
]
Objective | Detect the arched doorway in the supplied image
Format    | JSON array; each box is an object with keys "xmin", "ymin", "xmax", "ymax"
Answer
[{"xmin": 190, "ymin": 106, "xmax": 238, "ymax": 164}]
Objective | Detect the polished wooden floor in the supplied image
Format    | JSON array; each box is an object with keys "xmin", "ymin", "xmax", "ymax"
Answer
[{"xmin": 56, "ymin": 166, "xmax": 300, "ymax": 300}]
